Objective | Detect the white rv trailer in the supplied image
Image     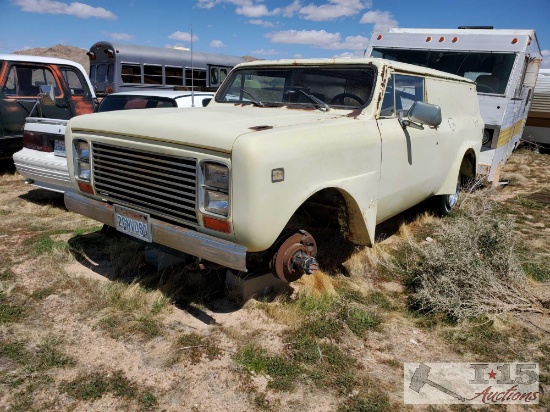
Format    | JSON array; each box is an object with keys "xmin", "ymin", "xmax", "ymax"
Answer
[
  {"xmin": 522, "ymin": 69, "xmax": 550, "ymax": 147},
  {"xmin": 366, "ymin": 27, "xmax": 542, "ymax": 181}
]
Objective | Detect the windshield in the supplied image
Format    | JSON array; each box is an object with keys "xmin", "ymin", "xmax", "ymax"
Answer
[
  {"xmin": 371, "ymin": 48, "xmax": 516, "ymax": 95},
  {"xmin": 97, "ymin": 95, "xmax": 176, "ymax": 112},
  {"xmin": 217, "ymin": 65, "xmax": 376, "ymax": 109}
]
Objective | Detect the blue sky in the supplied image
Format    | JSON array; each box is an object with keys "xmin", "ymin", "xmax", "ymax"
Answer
[{"xmin": 1, "ymin": 0, "xmax": 549, "ymax": 68}]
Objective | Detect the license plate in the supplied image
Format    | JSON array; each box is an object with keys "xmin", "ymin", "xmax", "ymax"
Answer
[
  {"xmin": 114, "ymin": 205, "xmax": 152, "ymax": 242},
  {"xmin": 54, "ymin": 140, "xmax": 66, "ymax": 157}
]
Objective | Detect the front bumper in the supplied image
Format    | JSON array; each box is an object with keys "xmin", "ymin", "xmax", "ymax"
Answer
[
  {"xmin": 13, "ymin": 148, "xmax": 73, "ymax": 193},
  {"xmin": 64, "ymin": 191, "xmax": 247, "ymax": 271}
]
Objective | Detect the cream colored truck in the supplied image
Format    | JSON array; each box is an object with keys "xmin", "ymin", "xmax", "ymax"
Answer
[{"xmin": 64, "ymin": 58, "xmax": 483, "ymax": 282}]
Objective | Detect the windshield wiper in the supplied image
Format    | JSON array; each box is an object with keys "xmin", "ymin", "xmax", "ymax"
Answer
[
  {"xmin": 240, "ymin": 88, "xmax": 264, "ymax": 107},
  {"xmin": 296, "ymin": 89, "xmax": 330, "ymax": 112}
]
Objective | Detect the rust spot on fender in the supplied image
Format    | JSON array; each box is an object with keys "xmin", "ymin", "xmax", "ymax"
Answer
[
  {"xmin": 249, "ymin": 125, "xmax": 273, "ymax": 131},
  {"xmin": 345, "ymin": 109, "xmax": 362, "ymax": 119}
]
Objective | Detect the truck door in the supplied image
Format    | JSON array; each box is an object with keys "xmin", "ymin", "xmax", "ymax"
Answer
[
  {"xmin": 0, "ymin": 62, "xmax": 71, "ymax": 154},
  {"xmin": 376, "ymin": 73, "xmax": 441, "ymax": 222}
]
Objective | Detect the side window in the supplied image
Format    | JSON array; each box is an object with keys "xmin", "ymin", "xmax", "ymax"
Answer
[
  {"xmin": 380, "ymin": 73, "xmax": 425, "ymax": 117},
  {"xmin": 90, "ymin": 65, "xmax": 96, "ymax": 82},
  {"xmin": 143, "ymin": 65, "xmax": 162, "ymax": 85},
  {"xmin": 220, "ymin": 68, "xmax": 228, "ymax": 83},
  {"xmin": 121, "ymin": 64, "xmax": 141, "ymax": 84},
  {"xmin": 2, "ymin": 65, "xmax": 61, "ymax": 97},
  {"xmin": 165, "ymin": 66, "xmax": 183, "ymax": 85},
  {"xmin": 210, "ymin": 67, "xmax": 219, "ymax": 86},
  {"xmin": 62, "ymin": 68, "xmax": 87, "ymax": 95},
  {"xmin": 185, "ymin": 69, "xmax": 207, "ymax": 87}
]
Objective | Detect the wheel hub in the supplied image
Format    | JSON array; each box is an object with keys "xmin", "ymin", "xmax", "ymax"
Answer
[{"xmin": 271, "ymin": 231, "xmax": 319, "ymax": 282}]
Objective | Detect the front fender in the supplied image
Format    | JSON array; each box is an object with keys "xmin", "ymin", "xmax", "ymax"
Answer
[{"xmin": 230, "ymin": 119, "xmax": 381, "ymax": 252}]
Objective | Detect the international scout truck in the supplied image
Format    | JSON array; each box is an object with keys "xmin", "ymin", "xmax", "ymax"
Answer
[{"xmin": 64, "ymin": 58, "xmax": 483, "ymax": 282}]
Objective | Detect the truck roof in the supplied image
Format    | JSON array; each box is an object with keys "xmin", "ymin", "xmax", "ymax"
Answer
[
  {"xmin": 0, "ymin": 53, "xmax": 88, "ymax": 72},
  {"xmin": 234, "ymin": 57, "xmax": 475, "ymax": 84}
]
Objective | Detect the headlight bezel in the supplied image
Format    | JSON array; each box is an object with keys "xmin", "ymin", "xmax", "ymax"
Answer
[
  {"xmin": 74, "ymin": 139, "xmax": 91, "ymax": 182},
  {"xmin": 199, "ymin": 161, "xmax": 230, "ymax": 219}
]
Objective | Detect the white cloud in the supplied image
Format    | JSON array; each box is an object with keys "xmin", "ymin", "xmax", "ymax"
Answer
[
  {"xmin": 266, "ymin": 30, "xmax": 368, "ymax": 50},
  {"xmin": 359, "ymin": 10, "xmax": 398, "ymax": 32},
  {"xmin": 298, "ymin": 0, "xmax": 370, "ymax": 21},
  {"xmin": 248, "ymin": 19, "xmax": 276, "ymax": 28},
  {"xmin": 251, "ymin": 48, "xmax": 283, "ymax": 56},
  {"xmin": 168, "ymin": 31, "xmax": 199, "ymax": 43},
  {"xmin": 542, "ymin": 50, "xmax": 550, "ymax": 69},
  {"xmin": 13, "ymin": 0, "xmax": 117, "ymax": 19},
  {"xmin": 283, "ymin": 0, "xmax": 301, "ymax": 17},
  {"xmin": 210, "ymin": 40, "xmax": 224, "ymax": 47},
  {"xmin": 293, "ymin": 53, "xmax": 303, "ymax": 58},
  {"xmin": 196, "ymin": 0, "xmax": 279, "ymax": 16},
  {"xmin": 110, "ymin": 32, "xmax": 134, "ymax": 41},
  {"xmin": 236, "ymin": 3, "xmax": 280, "ymax": 17}
]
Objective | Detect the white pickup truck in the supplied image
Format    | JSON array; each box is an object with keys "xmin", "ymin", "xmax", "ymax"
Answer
[{"xmin": 64, "ymin": 58, "xmax": 483, "ymax": 282}]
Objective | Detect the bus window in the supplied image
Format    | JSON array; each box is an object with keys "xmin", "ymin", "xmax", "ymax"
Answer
[
  {"xmin": 121, "ymin": 64, "xmax": 141, "ymax": 84},
  {"xmin": 107, "ymin": 64, "xmax": 114, "ymax": 82},
  {"xmin": 220, "ymin": 69, "xmax": 228, "ymax": 83},
  {"xmin": 144, "ymin": 65, "xmax": 162, "ymax": 85},
  {"xmin": 90, "ymin": 65, "xmax": 96, "ymax": 82},
  {"xmin": 210, "ymin": 67, "xmax": 219, "ymax": 86},
  {"xmin": 165, "ymin": 66, "xmax": 183, "ymax": 86},
  {"xmin": 62, "ymin": 68, "xmax": 87, "ymax": 95},
  {"xmin": 97, "ymin": 64, "xmax": 107, "ymax": 83},
  {"xmin": 185, "ymin": 69, "xmax": 207, "ymax": 87}
]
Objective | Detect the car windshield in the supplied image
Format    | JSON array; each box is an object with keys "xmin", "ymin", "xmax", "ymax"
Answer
[
  {"xmin": 216, "ymin": 65, "xmax": 376, "ymax": 109},
  {"xmin": 97, "ymin": 95, "xmax": 177, "ymax": 112}
]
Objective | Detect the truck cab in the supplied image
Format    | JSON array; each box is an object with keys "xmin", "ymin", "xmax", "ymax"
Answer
[{"xmin": 0, "ymin": 54, "xmax": 96, "ymax": 158}]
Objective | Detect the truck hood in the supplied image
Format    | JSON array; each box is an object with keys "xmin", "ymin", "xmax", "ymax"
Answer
[{"xmin": 69, "ymin": 105, "xmax": 356, "ymax": 153}]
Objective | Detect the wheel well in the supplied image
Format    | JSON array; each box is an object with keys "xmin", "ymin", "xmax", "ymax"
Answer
[
  {"xmin": 283, "ymin": 188, "xmax": 370, "ymax": 245},
  {"xmin": 459, "ymin": 149, "xmax": 476, "ymax": 178}
]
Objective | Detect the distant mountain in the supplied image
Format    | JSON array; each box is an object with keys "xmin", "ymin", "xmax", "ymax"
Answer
[{"xmin": 14, "ymin": 44, "xmax": 90, "ymax": 73}]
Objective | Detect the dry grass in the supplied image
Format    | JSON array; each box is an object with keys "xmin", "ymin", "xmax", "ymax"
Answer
[{"xmin": 1, "ymin": 148, "xmax": 550, "ymax": 411}]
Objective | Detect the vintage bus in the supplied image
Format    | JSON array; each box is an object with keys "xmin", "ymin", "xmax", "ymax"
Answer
[
  {"xmin": 366, "ymin": 27, "xmax": 542, "ymax": 182},
  {"xmin": 87, "ymin": 41, "xmax": 245, "ymax": 96}
]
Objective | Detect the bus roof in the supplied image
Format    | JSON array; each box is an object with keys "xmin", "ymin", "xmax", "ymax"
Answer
[{"xmin": 89, "ymin": 41, "xmax": 245, "ymax": 67}]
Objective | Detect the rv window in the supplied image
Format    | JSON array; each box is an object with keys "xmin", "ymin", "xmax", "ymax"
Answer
[
  {"xmin": 220, "ymin": 69, "xmax": 228, "ymax": 83},
  {"xmin": 371, "ymin": 48, "xmax": 515, "ymax": 95},
  {"xmin": 90, "ymin": 65, "xmax": 96, "ymax": 82},
  {"xmin": 121, "ymin": 64, "xmax": 141, "ymax": 84}
]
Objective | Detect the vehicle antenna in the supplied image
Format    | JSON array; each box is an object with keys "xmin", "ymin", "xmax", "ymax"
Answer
[{"xmin": 191, "ymin": 24, "xmax": 195, "ymax": 107}]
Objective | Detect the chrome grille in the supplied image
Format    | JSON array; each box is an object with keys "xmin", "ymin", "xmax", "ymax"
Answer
[{"xmin": 91, "ymin": 142, "xmax": 198, "ymax": 226}]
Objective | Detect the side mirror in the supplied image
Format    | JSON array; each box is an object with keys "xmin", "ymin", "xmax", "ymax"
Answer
[
  {"xmin": 202, "ymin": 97, "xmax": 212, "ymax": 107},
  {"xmin": 38, "ymin": 85, "xmax": 56, "ymax": 106},
  {"xmin": 400, "ymin": 101, "xmax": 442, "ymax": 130}
]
